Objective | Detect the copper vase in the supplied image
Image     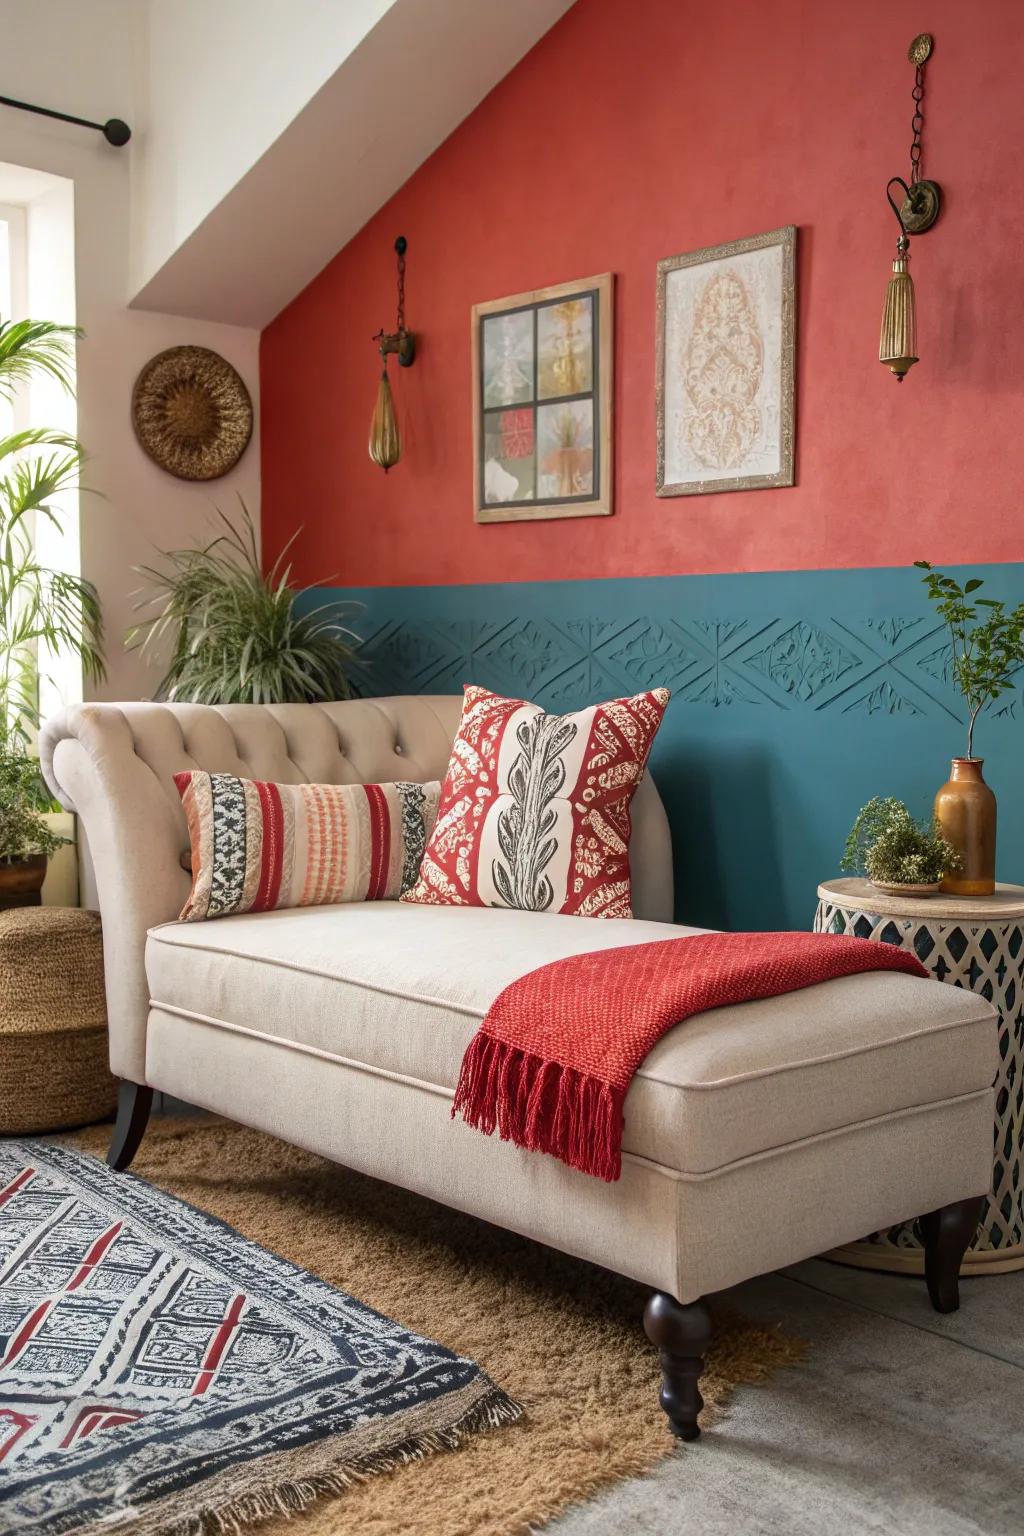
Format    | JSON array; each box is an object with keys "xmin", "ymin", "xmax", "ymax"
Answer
[{"xmin": 934, "ymin": 759, "xmax": 996, "ymax": 896}]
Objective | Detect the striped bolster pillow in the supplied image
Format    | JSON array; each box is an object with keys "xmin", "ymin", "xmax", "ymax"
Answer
[{"xmin": 174, "ymin": 772, "xmax": 440, "ymax": 922}]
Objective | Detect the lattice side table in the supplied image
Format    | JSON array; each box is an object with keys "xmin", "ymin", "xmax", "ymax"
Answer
[{"xmin": 814, "ymin": 877, "xmax": 1024, "ymax": 1275}]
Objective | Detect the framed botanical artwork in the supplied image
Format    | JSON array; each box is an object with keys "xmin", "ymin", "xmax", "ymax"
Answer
[
  {"xmin": 472, "ymin": 273, "xmax": 613, "ymax": 522},
  {"xmin": 656, "ymin": 226, "xmax": 796, "ymax": 497}
]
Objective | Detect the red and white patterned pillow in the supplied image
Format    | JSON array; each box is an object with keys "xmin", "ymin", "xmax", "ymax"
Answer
[
  {"xmin": 175, "ymin": 772, "xmax": 439, "ymax": 921},
  {"xmin": 401, "ymin": 684, "xmax": 669, "ymax": 919}
]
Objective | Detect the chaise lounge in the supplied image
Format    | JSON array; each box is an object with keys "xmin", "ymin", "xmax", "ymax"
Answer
[{"xmin": 40, "ymin": 694, "xmax": 998, "ymax": 1439}]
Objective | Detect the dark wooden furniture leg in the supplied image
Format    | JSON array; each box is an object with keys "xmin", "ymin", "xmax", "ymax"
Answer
[
  {"xmin": 643, "ymin": 1292, "xmax": 713, "ymax": 1440},
  {"xmin": 921, "ymin": 1196, "xmax": 984, "ymax": 1313},
  {"xmin": 107, "ymin": 1082, "xmax": 154, "ymax": 1171}
]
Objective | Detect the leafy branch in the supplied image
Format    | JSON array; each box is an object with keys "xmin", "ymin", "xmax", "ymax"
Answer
[
  {"xmin": 0, "ymin": 319, "xmax": 78, "ymax": 401},
  {"xmin": 915, "ymin": 562, "xmax": 1024, "ymax": 758}
]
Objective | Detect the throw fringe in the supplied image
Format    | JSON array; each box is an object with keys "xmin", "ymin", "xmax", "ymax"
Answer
[
  {"xmin": 453, "ymin": 1033, "xmax": 625, "ymax": 1182},
  {"xmin": 81, "ymin": 1385, "xmax": 522, "ymax": 1536}
]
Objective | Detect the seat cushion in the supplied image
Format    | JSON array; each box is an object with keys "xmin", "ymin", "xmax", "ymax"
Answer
[{"xmin": 145, "ymin": 905, "xmax": 997, "ymax": 1175}]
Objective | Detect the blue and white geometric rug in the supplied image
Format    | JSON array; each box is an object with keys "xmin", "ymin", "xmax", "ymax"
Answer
[{"xmin": 0, "ymin": 1140, "xmax": 521, "ymax": 1535}]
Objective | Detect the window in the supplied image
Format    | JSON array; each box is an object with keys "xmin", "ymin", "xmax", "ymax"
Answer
[
  {"xmin": 0, "ymin": 201, "xmax": 29, "ymax": 447},
  {"xmin": 0, "ymin": 168, "xmax": 81, "ymax": 728}
]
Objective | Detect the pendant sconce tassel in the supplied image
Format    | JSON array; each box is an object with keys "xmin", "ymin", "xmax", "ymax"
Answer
[
  {"xmin": 879, "ymin": 236, "xmax": 919, "ymax": 381},
  {"xmin": 878, "ymin": 35, "xmax": 941, "ymax": 380},
  {"xmin": 369, "ymin": 369, "xmax": 401, "ymax": 471},
  {"xmin": 369, "ymin": 236, "xmax": 416, "ymax": 471}
]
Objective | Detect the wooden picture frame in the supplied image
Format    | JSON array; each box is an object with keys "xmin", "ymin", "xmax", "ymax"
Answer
[
  {"xmin": 656, "ymin": 226, "xmax": 796, "ymax": 497},
  {"xmin": 472, "ymin": 272, "xmax": 613, "ymax": 523}
]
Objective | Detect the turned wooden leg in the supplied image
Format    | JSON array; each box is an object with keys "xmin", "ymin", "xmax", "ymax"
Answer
[
  {"xmin": 107, "ymin": 1082, "xmax": 154, "ymax": 1171},
  {"xmin": 643, "ymin": 1292, "xmax": 713, "ymax": 1441},
  {"xmin": 921, "ymin": 1196, "xmax": 984, "ymax": 1313}
]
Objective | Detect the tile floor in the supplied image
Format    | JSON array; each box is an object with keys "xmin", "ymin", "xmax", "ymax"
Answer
[{"xmin": 549, "ymin": 1259, "xmax": 1024, "ymax": 1536}]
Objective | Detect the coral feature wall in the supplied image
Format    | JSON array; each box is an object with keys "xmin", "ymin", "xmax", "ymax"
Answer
[{"xmin": 261, "ymin": 0, "xmax": 1024, "ymax": 590}]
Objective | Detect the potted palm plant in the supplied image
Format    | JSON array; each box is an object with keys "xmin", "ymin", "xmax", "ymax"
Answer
[
  {"xmin": 128, "ymin": 503, "xmax": 358, "ymax": 703},
  {"xmin": 0, "ymin": 319, "xmax": 105, "ymax": 906}
]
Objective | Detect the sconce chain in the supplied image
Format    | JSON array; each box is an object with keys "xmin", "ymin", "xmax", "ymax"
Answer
[
  {"xmin": 396, "ymin": 243, "xmax": 406, "ymax": 334},
  {"xmin": 909, "ymin": 64, "xmax": 925, "ymax": 184}
]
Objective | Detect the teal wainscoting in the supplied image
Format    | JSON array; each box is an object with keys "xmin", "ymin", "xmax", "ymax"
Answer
[{"xmin": 322, "ymin": 563, "xmax": 1024, "ymax": 932}]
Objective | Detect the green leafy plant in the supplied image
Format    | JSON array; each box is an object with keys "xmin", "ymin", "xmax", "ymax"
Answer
[
  {"xmin": 0, "ymin": 746, "xmax": 68, "ymax": 863},
  {"xmin": 128, "ymin": 503, "xmax": 359, "ymax": 705},
  {"xmin": 841, "ymin": 796, "xmax": 961, "ymax": 886},
  {"xmin": 915, "ymin": 561, "xmax": 1024, "ymax": 759},
  {"xmin": 0, "ymin": 319, "xmax": 105, "ymax": 748}
]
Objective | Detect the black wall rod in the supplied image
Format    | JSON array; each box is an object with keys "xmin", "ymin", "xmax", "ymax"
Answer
[{"xmin": 0, "ymin": 94, "xmax": 131, "ymax": 146}]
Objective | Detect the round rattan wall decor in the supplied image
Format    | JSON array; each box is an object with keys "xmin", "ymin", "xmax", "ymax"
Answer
[{"xmin": 131, "ymin": 345, "xmax": 253, "ymax": 480}]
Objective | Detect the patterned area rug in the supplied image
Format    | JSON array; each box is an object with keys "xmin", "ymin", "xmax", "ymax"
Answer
[
  {"xmin": 0, "ymin": 1141, "xmax": 519, "ymax": 1536},
  {"xmin": 55, "ymin": 1118, "xmax": 805, "ymax": 1536}
]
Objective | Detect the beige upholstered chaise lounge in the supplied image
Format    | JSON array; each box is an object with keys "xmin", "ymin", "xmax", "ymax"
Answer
[{"xmin": 41, "ymin": 697, "xmax": 998, "ymax": 1439}]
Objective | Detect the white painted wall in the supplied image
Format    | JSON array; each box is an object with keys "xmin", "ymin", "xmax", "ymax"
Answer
[
  {"xmin": 0, "ymin": 0, "xmax": 260, "ymax": 702},
  {"xmin": 132, "ymin": 0, "xmax": 394, "ymax": 296},
  {"xmin": 130, "ymin": 0, "xmax": 576, "ymax": 326}
]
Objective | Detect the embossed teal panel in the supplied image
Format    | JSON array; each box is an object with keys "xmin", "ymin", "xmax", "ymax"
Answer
[{"xmin": 313, "ymin": 564, "xmax": 1024, "ymax": 931}]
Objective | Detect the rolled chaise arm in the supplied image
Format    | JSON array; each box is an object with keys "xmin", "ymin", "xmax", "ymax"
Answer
[{"xmin": 40, "ymin": 705, "xmax": 195, "ymax": 1084}]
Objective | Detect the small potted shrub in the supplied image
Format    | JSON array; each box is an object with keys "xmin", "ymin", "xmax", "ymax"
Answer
[
  {"xmin": 841, "ymin": 797, "xmax": 961, "ymax": 896},
  {"xmin": 0, "ymin": 749, "xmax": 69, "ymax": 909}
]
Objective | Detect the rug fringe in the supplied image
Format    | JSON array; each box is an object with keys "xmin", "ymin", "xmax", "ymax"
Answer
[
  {"xmin": 453, "ymin": 1033, "xmax": 624, "ymax": 1181},
  {"xmin": 86, "ymin": 1385, "xmax": 522, "ymax": 1536}
]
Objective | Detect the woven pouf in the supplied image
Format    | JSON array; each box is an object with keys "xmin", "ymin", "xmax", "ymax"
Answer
[{"xmin": 0, "ymin": 907, "xmax": 116, "ymax": 1134}]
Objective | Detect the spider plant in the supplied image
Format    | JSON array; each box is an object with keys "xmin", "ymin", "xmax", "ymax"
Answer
[
  {"xmin": 128, "ymin": 503, "xmax": 359, "ymax": 704},
  {"xmin": 0, "ymin": 318, "xmax": 105, "ymax": 751}
]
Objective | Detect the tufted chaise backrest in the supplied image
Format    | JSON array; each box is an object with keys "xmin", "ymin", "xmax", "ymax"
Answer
[{"xmin": 40, "ymin": 697, "xmax": 674, "ymax": 1084}]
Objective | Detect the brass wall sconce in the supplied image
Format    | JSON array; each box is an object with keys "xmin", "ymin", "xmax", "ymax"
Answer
[
  {"xmin": 879, "ymin": 34, "xmax": 941, "ymax": 381},
  {"xmin": 369, "ymin": 236, "xmax": 416, "ymax": 471}
]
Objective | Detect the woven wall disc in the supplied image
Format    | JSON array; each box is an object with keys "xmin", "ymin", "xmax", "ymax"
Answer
[{"xmin": 131, "ymin": 345, "xmax": 253, "ymax": 481}]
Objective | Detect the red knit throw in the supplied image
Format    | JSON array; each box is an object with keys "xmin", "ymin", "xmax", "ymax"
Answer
[{"xmin": 452, "ymin": 931, "xmax": 929, "ymax": 1181}]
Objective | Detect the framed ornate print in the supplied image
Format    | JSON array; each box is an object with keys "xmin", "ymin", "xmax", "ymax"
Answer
[
  {"xmin": 656, "ymin": 227, "xmax": 796, "ymax": 497},
  {"xmin": 472, "ymin": 273, "xmax": 613, "ymax": 522}
]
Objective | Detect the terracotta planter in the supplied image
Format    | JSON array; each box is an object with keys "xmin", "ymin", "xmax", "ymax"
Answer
[
  {"xmin": 934, "ymin": 758, "xmax": 997, "ymax": 897},
  {"xmin": 0, "ymin": 854, "xmax": 47, "ymax": 910}
]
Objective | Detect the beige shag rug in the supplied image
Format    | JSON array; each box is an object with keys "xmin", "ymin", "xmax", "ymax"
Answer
[{"xmin": 69, "ymin": 1118, "xmax": 804, "ymax": 1535}]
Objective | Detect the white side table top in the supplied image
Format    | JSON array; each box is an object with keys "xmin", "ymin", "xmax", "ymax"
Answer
[{"xmin": 817, "ymin": 877, "xmax": 1024, "ymax": 921}]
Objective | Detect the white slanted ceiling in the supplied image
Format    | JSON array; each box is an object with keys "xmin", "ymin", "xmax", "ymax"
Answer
[{"xmin": 130, "ymin": 0, "xmax": 575, "ymax": 327}]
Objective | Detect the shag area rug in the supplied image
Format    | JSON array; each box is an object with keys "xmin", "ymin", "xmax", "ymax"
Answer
[
  {"xmin": 0, "ymin": 1140, "xmax": 518, "ymax": 1536},
  {"xmin": 65, "ymin": 1118, "xmax": 806, "ymax": 1535}
]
